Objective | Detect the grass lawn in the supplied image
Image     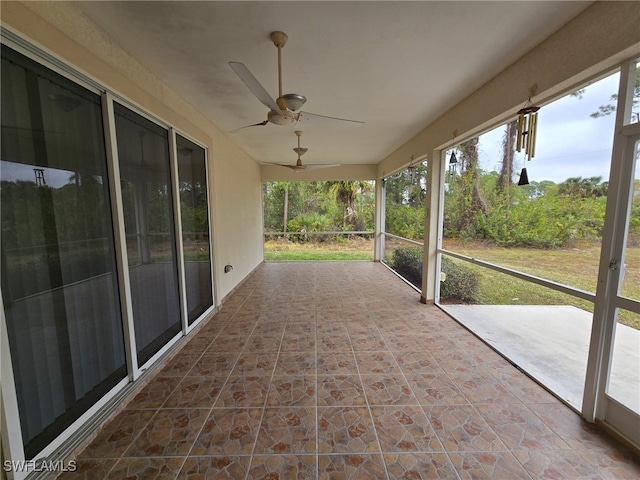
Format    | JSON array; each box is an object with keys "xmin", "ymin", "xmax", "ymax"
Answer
[
  {"xmin": 441, "ymin": 238, "xmax": 640, "ymax": 330},
  {"xmin": 264, "ymin": 238, "xmax": 374, "ymax": 261}
]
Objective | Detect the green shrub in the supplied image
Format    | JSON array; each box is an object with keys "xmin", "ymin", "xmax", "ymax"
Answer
[
  {"xmin": 287, "ymin": 213, "xmax": 334, "ymax": 242},
  {"xmin": 440, "ymin": 257, "xmax": 479, "ymax": 303},
  {"xmin": 390, "ymin": 248, "xmax": 479, "ymax": 302},
  {"xmin": 390, "ymin": 247, "xmax": 423, "ymax": 289},
  {"xmin": 385, "ymin": 205, "xmax": 425, "ymax": 240}
]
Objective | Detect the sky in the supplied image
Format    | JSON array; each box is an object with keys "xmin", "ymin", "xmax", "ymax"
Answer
[
  {"xmin": 473, "ymin": 71, "xmax": 637, "ymax": 185},
  {"xmin": 1, "ymin": 161, "xmax": 74, "ymax": 188}
]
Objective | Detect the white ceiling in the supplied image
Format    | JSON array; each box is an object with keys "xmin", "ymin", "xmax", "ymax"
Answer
[{"xmin": 76, "ymin": 1, "xmax": 591, "ymax": 167}]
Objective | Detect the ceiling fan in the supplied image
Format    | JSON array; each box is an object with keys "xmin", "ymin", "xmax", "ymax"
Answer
[
  {"xmin": 229, "ymin": 31, "xmax": 363, "ymax": 133},
  {"xmin": 264, "ymin": 130, "xmax": 340, "ymax": 172}
]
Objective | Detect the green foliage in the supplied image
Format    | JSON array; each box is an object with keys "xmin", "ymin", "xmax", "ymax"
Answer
[
  {"xmin": 287, "ymin": 212, "xmax": 334, "ymax": 241},
  {"xmin": 389, "ymin": 247, "xmax": 479, "ymax": 302},
  {"xmin": 439, "ymin": 257, "xmax": 480, "ymax": 303},
  {"xmin": 444, "ymin": 174, "xmax": 609, "ymax": 248},
  {"xmin": 558, "ymin": 176, "xmax": 608, "ymax": 198},
  {"xmin": 390, "ymin": 247, "xmax": 423, "ymax": 289},
  {"xmin": 179, "ymin": 181, "xmax": 209, "ymax": 237},
  {"xmin": 384, "ymin": 161, "xmax": 427, "ymax": 241},
  {"xmin": 263, "ymin": 181, "xmax": 375, "ymax": 242},
  {"xmin": 385, "ymin": 162, "xmax": 427, "ymax": 207},
  {"xmin": 629, "ymin": 179, "xmax": 640, "ymax": 245},
  {"xmin": 385, "ymin": 204, "xmax": 424, "ymax": 239}
]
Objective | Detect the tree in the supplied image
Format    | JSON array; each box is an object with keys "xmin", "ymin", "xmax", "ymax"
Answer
[
  {"xmin": 325, "ymin": 181, "xmax": 372, "ymax": 229},
  {"xmin": 496, "ymin": 120, "xmax": 517, "ymax": 192},
  {"xmin": 590, "ymin": 67, "xmax": 640, "ymax": 120},
  {"xmin": 455, "ymin": 137, "xmax": 488, "ymax": 234},
  {"xmin": 558, "ymin": 176, "xmax": 608, "ymax": 198}
]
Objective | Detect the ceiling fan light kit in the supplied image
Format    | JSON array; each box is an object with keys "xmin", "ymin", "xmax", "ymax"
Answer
[{"xmin": 283, "ymin": 93, "xmax": 307, "ymax": 111}]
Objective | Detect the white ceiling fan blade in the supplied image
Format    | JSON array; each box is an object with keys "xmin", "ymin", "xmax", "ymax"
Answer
[
  {"xmin": 260, "ymin": 162, "xmax": 303, "ymax": 170},
  {"xmin": 228, "ymin": 120, "xmax": 269, "ymax": 134},
  {"xmin": 229, "ymin": 62, "xmax": 282, "ymax": 114},
  {"xmin": 296, "ymin": 111, "xmax": 364, "ymax": 126},
  {"xmin": 304, "ymin": 163, "xmax": 341, "ymax": 170}
]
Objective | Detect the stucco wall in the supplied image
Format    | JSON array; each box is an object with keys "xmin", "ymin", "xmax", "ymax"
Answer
[{"xmin": 1, "ymin": 1, "xmax": 265, "ymax": 301}]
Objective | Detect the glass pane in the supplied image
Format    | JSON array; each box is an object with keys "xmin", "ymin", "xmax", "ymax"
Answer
[
  {"xmin": 443, "ymin": 72, "xmax": 618, "ymax": 294},
  {"xmin": 631, "ymin": 61, "xmax": 639, "ymax": 124},
  {"xmin": 621, "ymin": 143, "xmax": 640, "ymax": 302},
  {"xmin": 176, "ymin": 135, "xmax": 213, "ymax": 324},
  {"xmin": 610, "ymin": 140, "xmax": 640, "ymax": 415},
  {"xmin": 384, "ymin": 162, "xmax": 427, "ymax": 239},
  {"xmin": 1, "ymin": 45, "xmax": 125, "ymax": 458},
  {"xmin": 114, "ymin": 103, "xmax": 181, "ymax": 365},
  {"xmin": 607, "ymin": 308, "xmax": 640, "ymax": 414},
  {"xmin": 383, "ymin": 236, "xmax": 423, "ymax": 291}
]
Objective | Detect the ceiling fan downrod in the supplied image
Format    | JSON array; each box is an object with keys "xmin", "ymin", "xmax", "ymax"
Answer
[{"xmin": 271, "ymin": 31, "xmax": 288, "ymax": 111}]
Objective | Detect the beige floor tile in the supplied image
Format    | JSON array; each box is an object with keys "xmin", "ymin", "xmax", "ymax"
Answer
[
  {"xmin": 125, "ymin": 408, "xmax": 208, "ymax": 457},
  {"xmin": 383, "ymin": 452, "xmax": 457, "ymax": 479},
  {"xmin": 371, "ymin": 405, "xmax": 444, "ymax": 452},
  {"xmin": 248, "ymin": 455, "xmax": 316, "ymax": 479},
  {"xmin": 317, "ymin": 406, "xmax": 379, "ymax": 454},
  {"xmin": 448, "ymin": 452, "xmax": 533, "ymax": 480},
  {"xmin": 317, "ymin": 374, "xmax": 367, "ymax": 407},
  {"xmin": 317, "ymin": 454, "xmax": 388, "ymax": 479},
  {"xmin": 361, "ymin": 374, "xmax": 419, "ymax": 406},
  {"xmin": 176, "ymin": 456, "xmax": 250, "ymax": 479},
  {"xmin": 254, "ymin": 407, "xmax": 317, "ymax": 454},
  {"xmin": 267, "ymin": 375, "xmax": 316, "ymax": 407},
  {"xmin": 191, "ymin": 408, "xmax": 262, "ymax": 455}
]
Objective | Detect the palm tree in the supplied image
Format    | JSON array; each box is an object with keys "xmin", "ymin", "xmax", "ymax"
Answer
[
  {"xmin": 558, "ymin": 176, "xmax": 608, "ymax": 198},
  {"xmin": 324, "ymin": 181, "xmax": 372, "ymax": 229}
]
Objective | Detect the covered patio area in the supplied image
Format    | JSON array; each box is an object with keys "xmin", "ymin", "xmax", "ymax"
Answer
[{"xmin": 61, "ymin": 262, "xmax": 639, "ymax": 479}]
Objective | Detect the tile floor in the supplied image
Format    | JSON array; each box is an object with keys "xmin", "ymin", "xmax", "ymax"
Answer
[{"xmin": 60, "ymin": 262, "xmax": 640, "ymax": 479}]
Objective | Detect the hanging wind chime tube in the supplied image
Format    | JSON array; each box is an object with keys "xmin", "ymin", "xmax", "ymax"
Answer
[
  {"xmin": 516, "ymin": 94, "xmax": 539, "ymax": 186},
  {"xmin": 407, "ymin": 155, "xmax": 416, "ymax": 187},
  {"xmin": 516, "ymin": 101, "xmax": 539, "ymax": 160},
  {"xmin": 449, "ymin": 130, "xmax": 458, "ymax": 164}
]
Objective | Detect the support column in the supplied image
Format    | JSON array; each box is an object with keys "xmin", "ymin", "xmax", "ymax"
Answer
[
  {"xmin": 421, "ymin": 150, "xmax": 443, "ymax": 304},
  {"xmin": 374, "ymin": 178, "xmax": 385, "ymax": 262}
]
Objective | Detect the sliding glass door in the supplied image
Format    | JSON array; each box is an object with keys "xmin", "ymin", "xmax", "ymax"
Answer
[
  {"xmin": 176, "ymin": 134, "xmax": 213, "ymax": 324},
  {"xmin": 113, "ymin": 104, "xmax": 182, "ymax": 366},
  {"xmin": 1, "ymin": 45, "xmax": 126, "ymax": 458}
]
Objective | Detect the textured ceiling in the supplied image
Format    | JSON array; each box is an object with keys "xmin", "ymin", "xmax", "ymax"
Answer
[{"xmin": 76, "ymin": 1, "xmax": 591, "ymax": 167}]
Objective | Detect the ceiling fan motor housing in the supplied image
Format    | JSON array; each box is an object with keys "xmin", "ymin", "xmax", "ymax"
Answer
[{"xmin": 268, "ymin": 109, "xmax": 296, "ymax": 125}]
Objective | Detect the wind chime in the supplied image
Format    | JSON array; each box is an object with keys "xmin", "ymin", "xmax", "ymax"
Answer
[
  {"xmin": 407, "ymin": 155, "xmax": 416, "ymax": 194},
  {"xmin": 447, "ymin": 130, "xmax": 458, "ymax": 182},
  {"xmin": 449, "ymin": 130, "xmax": 458, "ymax": 165},
  {"xmin": 516, "ymin": 86, "xmax": 540, "ymax": 186},
  {"xmin": 407, "ymin": 155, "xmax": 416, "ymax": 183}
]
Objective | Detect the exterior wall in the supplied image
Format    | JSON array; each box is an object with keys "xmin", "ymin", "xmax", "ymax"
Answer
[
  {"xmin": 376, "ymin": 0, "xmax": 640, "ymax": 302},
  {"xmin": 0, "ymin": 1, "xmax": 265, "ymax": 301}
]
